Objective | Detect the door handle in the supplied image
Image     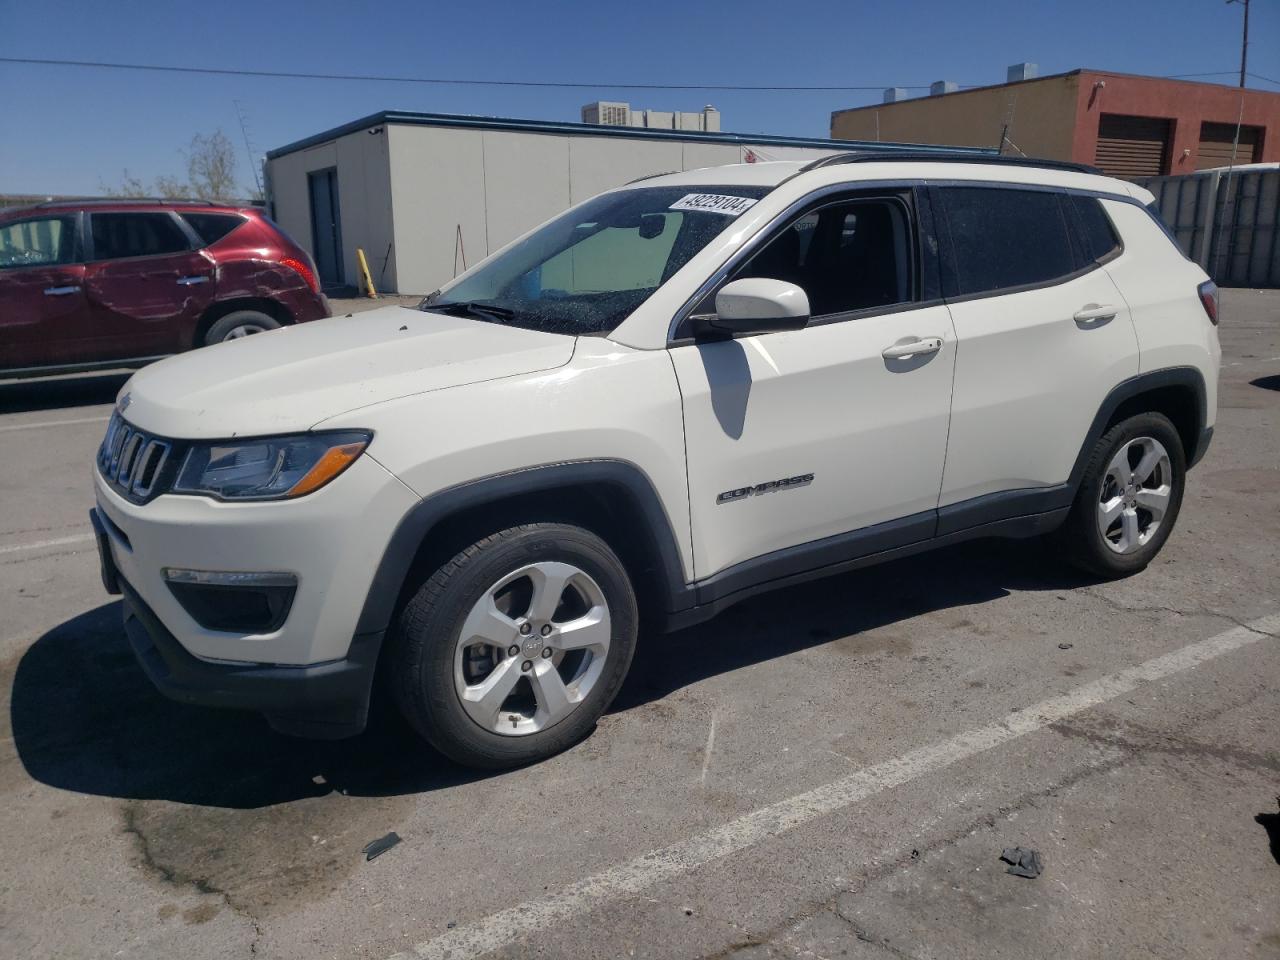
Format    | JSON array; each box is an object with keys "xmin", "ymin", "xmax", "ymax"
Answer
[
  {"xmin": 881, "ymin": 337, "xmax": 943, "ymax": 360},
  {"xmin": 1073, "ymin": 303, "xmax": 1117, "ymax": 325},
  {"xmin": 177, "ymin": 275, "xmax": 210, "ymax": 285},
  {"xmin": 44, "ymin": 285, "xmax": 80, "ymax": 296}
]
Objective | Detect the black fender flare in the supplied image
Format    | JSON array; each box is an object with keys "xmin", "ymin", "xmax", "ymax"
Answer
[
  {"xmin": 355, "ymin": 459, "xmax": 692, "ymax": 637},
  {"xmin": 1067, "ymin": 366, "xmax": 1208, "ymax": 488}
]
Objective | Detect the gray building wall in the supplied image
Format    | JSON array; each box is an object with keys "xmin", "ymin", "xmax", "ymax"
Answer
[
  {"xmin": 266, "ymin": 126, "xmax": 396, "ymax": 292},
  {"xmin": 267, "ymin": 122, "xmax": 849, "ymax": 296},
  {"xmin": 381, "ymin": 127, "xmax": 841, "ymax": 294}
]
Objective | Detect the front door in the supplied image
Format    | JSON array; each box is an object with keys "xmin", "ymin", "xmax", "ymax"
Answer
[
  {"xmin": 0, "ymin": 213, "xmax": 91, "ymax": 370},
  {"xmin": 672, "ymin": 191, "xmax": 956, "ymax": 582},
  {"xmin": 83, "ymin": 211, "xmax": 216, "ymax": 361},
  {"xmin": 308, "ymin": 168, "xmax": 344, "ymax": 287}
]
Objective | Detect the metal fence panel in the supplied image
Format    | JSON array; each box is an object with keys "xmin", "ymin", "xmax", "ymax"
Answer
[{"xmin": 1135, "ymin": 168, "xmax": 1279, "ymax": 288}]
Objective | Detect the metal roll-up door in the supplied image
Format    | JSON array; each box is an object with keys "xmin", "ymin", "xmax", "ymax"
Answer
[
  {"xmin": 1197, "ymin": 123, "xmax": 1261, "ymax": 170},
  {"xmin": 1095, "ymin": 115, "xmax": 1171, "ymax": 179}
]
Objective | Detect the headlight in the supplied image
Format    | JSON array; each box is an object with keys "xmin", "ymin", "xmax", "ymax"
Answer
[{"xmin": 173, "ymin": 431, "xmax": 371, "ymax": 501}]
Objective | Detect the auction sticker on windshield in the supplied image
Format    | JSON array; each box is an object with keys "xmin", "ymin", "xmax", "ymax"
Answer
[{"xmin": 669, "ymin": 194, "xmax": 759, "ymax": 215}]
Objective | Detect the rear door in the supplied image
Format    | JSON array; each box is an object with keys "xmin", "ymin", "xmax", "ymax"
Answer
[
  {"xmin": 83, "ymin": 211, "xmax": 216, "ymax": 360},
  {"xmin": 673, "ymin": 188, "xmax": 957, "ymax": 581},
  {"xmin": 0, "ymin": 213, "xmax": 90, "ymax": 370},
  {"xmin": 934, "ymin": 184, "xmax": 1138, "ymax": 527}
]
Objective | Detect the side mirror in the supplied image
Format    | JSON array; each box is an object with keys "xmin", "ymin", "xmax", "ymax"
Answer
[{"xmin": 706, "ymin": 278, "xmax": 810, "ymax": 336}]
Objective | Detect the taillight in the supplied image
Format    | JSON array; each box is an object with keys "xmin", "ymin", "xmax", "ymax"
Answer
[
  {"xmin": 1197, "ymin": 280, "xmax": 1219, "ymax": 325},
  {"xmin": 280, "ymin": 256, "xmax": 320, "ymax": 295}
]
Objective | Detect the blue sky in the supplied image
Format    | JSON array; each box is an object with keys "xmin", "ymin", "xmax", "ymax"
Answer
[{"xmin": 2, "ymin": 0, "xmax": 1277, "ymax": 195}]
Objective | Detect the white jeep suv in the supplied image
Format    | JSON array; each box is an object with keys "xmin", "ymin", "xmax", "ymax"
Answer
[{"xmin": 91, "ymin": 154, "xmax": 1221, "ymax": 768}]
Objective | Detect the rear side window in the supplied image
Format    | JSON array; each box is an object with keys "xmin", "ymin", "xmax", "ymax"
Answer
[
  {"xmin": 1071, "ymin": 196, "xmax": 1120, "ymax": 263},
  {"xmin": 0, "ymin": 215, "xmax": 76, "ymax": 269},
  {"xmin": 938, "ymin": 187, "xmax": 1076, "ymax": 296},
  {"xmin": 182, "ymin": 212, "xmax": 245, "ymax": 246},
  {"xmin": 90, "ymin": 213, "xmax": 190, "ymax": 260}
]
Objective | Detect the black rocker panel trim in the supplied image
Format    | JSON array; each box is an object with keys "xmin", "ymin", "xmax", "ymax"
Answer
[{"xmin": 667, "ymin": 507, "xmax": 1069, "ymax": 632}]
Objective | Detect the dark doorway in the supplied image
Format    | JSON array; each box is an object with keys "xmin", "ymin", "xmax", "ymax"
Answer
[{"xmin": 308, "ymin": 168, "xmax": 344, "ymax": 288}]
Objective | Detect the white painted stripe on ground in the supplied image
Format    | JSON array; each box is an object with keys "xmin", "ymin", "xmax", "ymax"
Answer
[
  {"xmin": 0, "ymin": 415, "xmax": 110, "ymax": 434},
  {"xmin": 0, "ymin": 533, "xmax": 94, "ymax": 555},
  {"xmin": 390, "ymin": 612, "xmax": 1280, "ymax": 960}
]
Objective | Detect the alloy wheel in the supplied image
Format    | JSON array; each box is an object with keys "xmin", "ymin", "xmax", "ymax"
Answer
[
  {"xmin": 223, "ymin": 323, "xmax": 268, "ymax": 340},
  {"xmin": 1096, "ymin": 436, "xmax": 1173, "ymax": 554},
  {"xmin": 453, "ymin": 561, "xmax": 611, "ymax": 736}
]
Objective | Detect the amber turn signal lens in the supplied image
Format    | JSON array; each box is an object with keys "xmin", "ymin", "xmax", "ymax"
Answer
[{"xmin": 286, "ymin": 441, "xmax": 368, "ymax": 498}]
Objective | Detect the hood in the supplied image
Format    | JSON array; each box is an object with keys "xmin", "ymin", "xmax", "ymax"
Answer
[{"xmin": 120, "ymin": 306, "xmax": 576, "ymax": 439}]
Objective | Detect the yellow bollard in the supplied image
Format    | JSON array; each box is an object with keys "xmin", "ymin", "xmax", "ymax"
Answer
[{"xmin": 356, "ymin": 248, "xmax": 378, "ymax": 299}]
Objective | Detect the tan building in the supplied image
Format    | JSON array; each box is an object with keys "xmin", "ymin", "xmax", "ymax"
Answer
[{"xmin": 831, "ymin": 68, "xmax": 1280, "ymax": 179}]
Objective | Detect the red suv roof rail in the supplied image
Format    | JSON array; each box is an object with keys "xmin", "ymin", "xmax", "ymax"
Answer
[{"xmin": 34, "ymin": 198, "xmax": 224, "ymax": 208}]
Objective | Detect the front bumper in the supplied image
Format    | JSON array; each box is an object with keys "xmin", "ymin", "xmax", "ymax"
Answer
[
  {"xmin": 93, "ymin": 453, "xmax": 417, "ymax": 665},
  {"xmin": 90, "ymin": 440, "xmax": 418, "ymax": 737},
  {"xmin": 118, "ymin": 573, "xmax": 381, "ymax": 738}
]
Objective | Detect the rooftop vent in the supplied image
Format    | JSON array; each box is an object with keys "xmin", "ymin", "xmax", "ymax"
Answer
[
  {"xmin": 930, "ymin": 80, "xmax": 959, "ymax": 96},
  {"xmin": 1007, "ymin": 62, "xmax": 1039, "ymax": 82},
  {"xmin": 883, "ymin": 87, "xmax": 908, "ymax": 103}
]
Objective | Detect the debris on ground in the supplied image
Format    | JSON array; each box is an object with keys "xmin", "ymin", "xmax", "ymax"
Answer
[
  {"xmin": 364, "ymin": 832, "xmax": 402, "ymax": 862},
  {"xmin": 1058, "ymin": 643, "xmax": 1074, "ymax": 650},
  {"xmin": 1000, "ymin": 847, "xmax": 1043, "ymax": 878}
]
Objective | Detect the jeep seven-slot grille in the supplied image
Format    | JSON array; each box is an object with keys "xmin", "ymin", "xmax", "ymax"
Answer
[{"xmin": 97, "ymin": 413, "xmax": 181, "ymax": 503}]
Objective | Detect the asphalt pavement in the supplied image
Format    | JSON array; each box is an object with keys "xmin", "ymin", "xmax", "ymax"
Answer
[{"xmin": 1, "ymin": 289, "xmax": 1277, "ymax": 959}]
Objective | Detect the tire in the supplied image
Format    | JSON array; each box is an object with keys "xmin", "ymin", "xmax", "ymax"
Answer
[
  {"xmin": 203, "ymin": 310, "xmax": 281, "ymax": 345},
  {"xmin": 1057, "ymin": 412, "xmax": 1186, "ymax": 578},
  {"xmin": 389, "ymin": 523, "xmax": 639, "ymax": 769}
]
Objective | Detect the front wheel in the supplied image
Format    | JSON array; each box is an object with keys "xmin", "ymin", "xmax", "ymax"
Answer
[
  {"xmin": 389, "ymin": 523, "xmax": 638, "ymax": 769},
  {"xmin": 1057, "ymin": 412, "xmax": 1186, "ymax": 578}
]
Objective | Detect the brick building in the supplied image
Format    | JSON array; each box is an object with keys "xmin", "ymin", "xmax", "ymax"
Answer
[{"xmin": 831, "ymin": 68, "xmax": 1280, "ymax": 179}]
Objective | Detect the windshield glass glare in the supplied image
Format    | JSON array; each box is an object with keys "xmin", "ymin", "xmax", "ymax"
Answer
[{"xmin": 422, "ymin": 185, "xmax": 771, "ymax": 336}]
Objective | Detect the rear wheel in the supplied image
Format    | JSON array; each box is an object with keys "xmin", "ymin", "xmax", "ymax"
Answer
[
  {"xmin": 204, "ymin": 309, "xmax": 280, "ymax": 345},
  {"xmin": 389, "ymin": 523, "xmax": 638, "ymax": 769},
  {"xmin": 1058, "ymin": 412, "xmax": 1185, "ymax": 578}
]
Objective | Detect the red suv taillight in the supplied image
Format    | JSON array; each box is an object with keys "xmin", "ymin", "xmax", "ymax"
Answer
[
  {"xmin": 1197, "ymin": 280, "xmax": 1219, "ymax": 325},
  {"xmin": 280, "ymin": 256, "xmax": 320, "ymax": 295}
]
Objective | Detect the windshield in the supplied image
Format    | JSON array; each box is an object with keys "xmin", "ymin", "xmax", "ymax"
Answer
[{"xmin": 421, "ymin": 184, "xmax": 771, "ymax": 336}]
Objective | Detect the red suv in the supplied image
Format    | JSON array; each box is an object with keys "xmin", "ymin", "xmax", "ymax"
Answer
[{"xmin": 0, "ymin": 199, "xmax": 330, "ymax": 377}]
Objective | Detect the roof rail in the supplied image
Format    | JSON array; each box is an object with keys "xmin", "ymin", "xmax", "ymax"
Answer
[
  {"xmin": 800, "ymin": 151, "xmax": 1102, "ymax": 176},
  {"xmin": 34, "ymin": 197, "xmax": 220, "ymax": 208},
  {"xmin": 626, "ymin": 170, "xmax": 680, "ymax": 185}
]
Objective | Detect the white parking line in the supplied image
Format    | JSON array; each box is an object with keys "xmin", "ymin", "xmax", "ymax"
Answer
[
  {"xmin": 0, "ymin": 415, "xmax": 110, "ymax": 434},
  {"xmin": 0, "ymin": 533, "xmax": 95, "ymax": 555},
  {"xmin": 390, "ymin": 612, "xmax": 1280, "ymax": 960}
]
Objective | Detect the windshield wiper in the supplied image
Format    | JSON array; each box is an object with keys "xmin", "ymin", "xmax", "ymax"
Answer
[{"xmin": 423, "ymin": 300, "xmax": 515, "ymax": 322}]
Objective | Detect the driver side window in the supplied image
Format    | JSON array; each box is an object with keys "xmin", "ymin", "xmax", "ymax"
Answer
[
  {"xmin": 736, "ymin": 197, "xmax": 914, "ymax": 317},
  {"xmin": 0, "ymin": 216, "xmax": 77, "ymax": 269}
]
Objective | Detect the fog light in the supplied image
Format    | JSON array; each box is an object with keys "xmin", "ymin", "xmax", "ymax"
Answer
[{"xmin": 163, "ymin": 568, "xmax": 297, "ymax": 633}]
